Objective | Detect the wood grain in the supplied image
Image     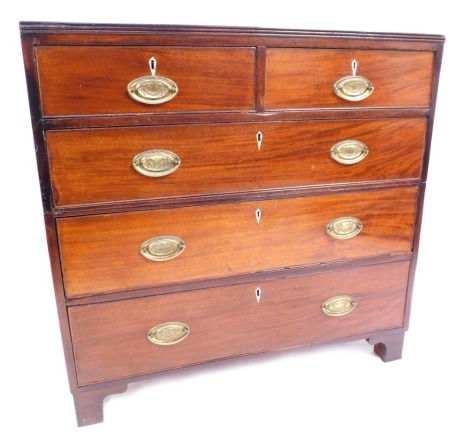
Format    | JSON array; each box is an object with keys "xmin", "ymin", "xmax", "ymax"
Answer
[
  {"xmin": 73, "ymin": 384, "xmax": 127, "ymax": 426},
  {"xmin": 21, "ymin": 22, "xmax": 445, "ymax": 51},
  {"xmin": 69, "ymin": 260, "xmax": 410, "ymax": 385},
  {"xmin": 368, "ymin": 331, "xmax": 406, "ymax": 362},
  {"xmin": 20, "ymin": 23, "xmax": 445, "ymax": 426},
  {"xmin": 47, "ymin": 119, "xmax": 426, "ymax": 208},
  {"xmin": 266, "ymin": 49, "xmax": 434, "ymax": 109},
  {"xmin": 36, "ymin": 46, "xmax": 255, "ymax": 116},
  {"xmin": 57, "ymin": 188, "xmax": 418, "ymax": 298},
  {"xmin": 42, "ymin": 108, "xmax": 431, "ymax": 131}
]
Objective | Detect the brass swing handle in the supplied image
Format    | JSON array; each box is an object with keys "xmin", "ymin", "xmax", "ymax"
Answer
[
  {"xmin": 148, "ymin": 322, "xmax": 190, "ymax": 346},
  {"xmin": 326, "ymin": 216, "xmax": 363, "ymax": 240},
  {"xmin": 127, "ymin": 56, "xmax": 178, "ymax": 105},
  {"xmin": 322, "ymin": 295, "xmax": 357, "ymax": 317},
  {"xmin": 330, "ymin": 140, "xmax": 368, "ymax": 165},
  {"xmin": 333, "ymin": 59, "xmax": 374, "ymax": 102},
  {"xmin": 140, "ymin": 236, "xmax": 185, "ymax": 262},
  {"xmin": 132, "ymin": 150, "xmax": 181, "ymax": 177}
]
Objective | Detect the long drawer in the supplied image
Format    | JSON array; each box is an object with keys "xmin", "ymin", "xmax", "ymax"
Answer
[
  {"xmin": 57, "ymin": 188, "xmax": 418, "ymax": 298},
  {"xmin": 36, "ymin": 46, "xmax": 256, "ymax": 116},
  {"xmin": 266, "ymin": 49, "xmax": 434, "ymax": 109},
  {"xmin": 69, "ymin": 260, "xmax": 410, "ymax": 386},
  {"xmin": 47, "ymin": 119, "xmax": 426, "ymax": 207}
]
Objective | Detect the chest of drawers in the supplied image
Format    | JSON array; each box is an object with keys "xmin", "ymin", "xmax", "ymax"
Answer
[{"xmin": 20, "ymin": 22, "xmax": 444, "ymax": 426}]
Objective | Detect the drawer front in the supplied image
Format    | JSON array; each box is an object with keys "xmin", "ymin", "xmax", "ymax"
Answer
[
  {"xmin": 47, "ymin": 118, "xmax": 426, "ymax": 207},
  {"xmin": 265, "ymin": 49, "xmax": 434, "ymax": 109},
  {"xmin": 36, "ymin": 46, "xmax": 255, "ymax": 116},
  {"xmin": 57, "ymin": 188, "xmax": 418, "ymax": 298},
  {"xmin": 69, "ymin": 260, "xmax": 410, "ymax": 385}
]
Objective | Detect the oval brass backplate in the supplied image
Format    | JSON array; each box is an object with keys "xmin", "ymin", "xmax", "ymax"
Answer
[
  {"xmin": 326, "ymin": 216, "xmax": 363, "ymax": 240},
  {"xmin": 322, "ymin": 295, "xmax": 357, "ymax": 317},
  {"xmin": 140, "ymin": 235, "xmax": 185, "ymax": 261},
  {"xmin": 333, "ymin": 75, "xmax": 374, "ymax": 102},
  {"xmin": 132, "ymin": 150, "xmax": 181, "ymax": 177},
  {"xmin": 127, "ymin": 75, "xmax": 178, "ymax": 105},
  {"xmin": 330, "ymin": 140, "xmax": 368, "ymax": 165},
  {"xmin": 148, "ymin": 322, "xmax": 190, "ymax": 346}
]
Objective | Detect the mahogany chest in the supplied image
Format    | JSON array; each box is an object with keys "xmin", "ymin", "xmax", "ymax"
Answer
[{"xmin": 20, "ymin": 22, "xmax": 444, "ymax": 426}]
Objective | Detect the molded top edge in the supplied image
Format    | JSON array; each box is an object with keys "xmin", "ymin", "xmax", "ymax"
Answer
[{"xmin": 19, "ymin": 21, "xmax": 445, "ymax": 42}]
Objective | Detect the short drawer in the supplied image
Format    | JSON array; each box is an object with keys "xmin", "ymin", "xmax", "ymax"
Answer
[
  {"xmin": 265, "ymin": 49, "xmax": 434, "ymax": 109},
  {"xmin": 47, "ymin": 118, "xmax": 426, "ymax": 208},
  {"xmin": 69, "ymin": 260, "xmax": 410, "ymax": 386},
  {"xmin": 36, "ymin": 46, "xmax": 255, "ymax": 116},
  {"xmin": 57, "ymin": 188, "xmax": 418, "ymax": 298}
]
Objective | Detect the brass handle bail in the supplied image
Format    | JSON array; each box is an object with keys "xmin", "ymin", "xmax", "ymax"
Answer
[
  {"xmin": 322, "ymin": 295, "xmax": 357, "ymax": 317},
  {"xmin": 330, "ymin": 140, "xmax": 368, "ymax": 165},
  {"xmin": 127, "ymin": 56, "xmax": 178, "ymax": 105},
  {"xmin": 333, "ymin": 59, "xmax": 374, "ymax": 102},
  {"xmin": 326, "ymin": 216, "xmax": 363, "ymax": 240},
  {"xmin": 132, "ymin": 150, "xmax": 181, "ymax": 177},
  {"xmin": 148, "ymin": 322, "xmax": 190, "ymax": 345},
  {"xmin": 140, "ymin": 236, "xmax": 185, "ymax": 261}
]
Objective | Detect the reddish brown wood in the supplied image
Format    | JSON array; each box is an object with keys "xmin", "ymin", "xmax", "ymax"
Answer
[
  {"xmin": 51, "ymin": 179, "xmax": 420, "ymax": 218},
  {"xmin": 43, "ymin": 214, "xmax": 80, "ymax": 392},
  {"xmin": 74, "ymin": 384, "xmax": 128, "ymax": 426},
  {"xmin": 256, "ymin": 46, "xmax": 267, "ymax": 111},
  {"xmin": 58, "ymin": 188, "xmax": 418, "ymax": 298},
  {"xmin": 64, "ymin": 253, "xmax": 413, "ymax": 306},
  {"xmin": 422, "ymin": 43, "xmax": 445, "ymax": 183},
  {"xmin": 367, "ymin": 331, "xmax": 406, "ymax": 362},
  {"xmin": 20, "ymin": 22, "xmax": 444, "ymax": 51},
  {"xmin": 404, "ymin": 183, "xmax": 425, "ymax": 329},
  {"xmin": 20, "ymin": 37, "xmax": 54, "ymax": 213},
  {"xmin": 266, "ymin": 49, "xmax": 434, "ymax": 109},
  {"xmin": 42, "ymin": 108, "xmax": 431, "ymax": 131},
  {"xmin": 69, "ymin": 261, "xmax": 410, "ymax": 385},
  {"xmin": 47, "ymin": 118, "xmax": 426, "ymax": 208},
  {"xmin": 36, "ymin": 46, "xmax": 256, "ymax": 116},
  {"xmin": 20, "ymin": 22, "xmax": 444, "ymax": 426}
]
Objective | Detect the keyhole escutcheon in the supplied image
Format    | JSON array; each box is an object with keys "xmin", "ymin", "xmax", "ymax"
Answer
[
  {"xmin": 256, "ymin": 287, "xmax": 261, "ymax": 303},
  {"xmin": 149, "ymin": 57, "xmax": 157, "ymax": 76},
  {"xmin": 256, "ymin": 208, "xmax": 262, "ymax": 224},
  {"xmin": 256, "ymin": 131, "xmax": 263, "ymax": 150}
]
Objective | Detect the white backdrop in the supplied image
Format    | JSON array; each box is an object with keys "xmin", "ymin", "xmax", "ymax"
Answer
[{"xmin": 1, "ymin": 2, "xmax": 467, "ymax": 441}]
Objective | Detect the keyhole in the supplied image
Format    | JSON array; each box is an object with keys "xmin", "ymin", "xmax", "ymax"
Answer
[
  {"xmin": 256, "ymin": 287, "xmax": 261, "ymax": 303},
  {"xmin": 351, "ymin": 59, "xmax": 358, "ymax": 76},
  {"xmin": 149, "ymin": 57, "xmax": 157, "ymax": 76},
  {"xmin": 256, "ymin": 208, "xmax": 261, "ymax": 224},
  {"xmin": 256, "ymin": 131, "xmax": 263, "ymax": 150}
]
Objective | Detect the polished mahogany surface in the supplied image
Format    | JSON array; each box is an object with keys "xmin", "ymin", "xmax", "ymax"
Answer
[
  {"xmin": 47, "ymin": 119, "xmax": 426, "ymax": 207},
  {"xmin": 265, "ymin": 49, "xmax": 434, "ymax": 109},
  {"xmin": 37, "ymin": 46, "xmax": 256, "ymax": 116},
  {"xmin": 58, "ymin": 188, "xmax": 418, "ymax": 298},
  {"xmin": 69, "ymin": 261, "xmax": 410, "ymax": 385},
  {"xmin": 20, "ymin": 22, "xmax": 444, "ymax": 426}
]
